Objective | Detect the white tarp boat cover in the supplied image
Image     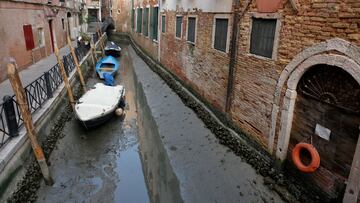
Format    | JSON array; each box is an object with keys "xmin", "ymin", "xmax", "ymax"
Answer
[{"xmin": 75, "ymin": 83, "xmax": 125, "ymax": 121}]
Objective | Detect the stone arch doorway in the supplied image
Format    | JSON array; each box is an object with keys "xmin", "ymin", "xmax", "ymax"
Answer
[
  {"xmin": 271, "ymin": 38, "xmax": 360, "ymax": 202},
  {"xmin": 288, "ymin": 64, "xmax": 360, "ymax": 199}
]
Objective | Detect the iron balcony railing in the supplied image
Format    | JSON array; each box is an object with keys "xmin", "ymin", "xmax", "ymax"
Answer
[{"xmin": 0, "ymin": 40, "xmax": 93, "ymax": 148}]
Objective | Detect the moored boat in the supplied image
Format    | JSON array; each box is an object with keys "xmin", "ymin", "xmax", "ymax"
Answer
[
  {"xmin": 75, "ymin": 83, "xmax": 125, "ymax": 129},
  {"xmin": 96, "ymin": 55, "xmax": 119, "ymax": 79},
  {"xmin": 105, "ymin": 41, "xmax": 121, "ymax": 57}
]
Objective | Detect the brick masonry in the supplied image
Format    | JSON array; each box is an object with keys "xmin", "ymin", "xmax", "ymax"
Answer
[
  {"xmin": 230, "ymin": 0, "xmax": 360, "ymax": 147},
  {"xmin": 160, "ymin": 11, "xmax": 231, "ymax": 112},
  {"xmin": 115, "ymin": 0, "xmax": 360, "ymax": 200}
]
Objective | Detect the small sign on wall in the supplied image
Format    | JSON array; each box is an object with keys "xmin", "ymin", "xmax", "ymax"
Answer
[{"xmin": 315, "ymin": 124, "xmax": 331, "ymax": 141}]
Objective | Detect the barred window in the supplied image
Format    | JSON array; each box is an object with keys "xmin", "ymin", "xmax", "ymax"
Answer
[
  {"xmin": 214, "ymin": 18, "xmax": 228, "ymax": 52},
  {"xmin": 250, "ymin": 18, "xmax": 277, "ymax": 58},
  {"xmin": 187, "ymin": 17, "xmax": 196, "ymax": 43},
  {"xmin": 176, "ymin": 16, "xmax": 182, "ymax": 38}
]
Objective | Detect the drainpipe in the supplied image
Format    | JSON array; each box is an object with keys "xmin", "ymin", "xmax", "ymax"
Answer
[
  {"xmin": 225, "ymin": 0, "xmax": 253, "ymax": 113},
  {"xmin": 157, "ymin": 0, "xmax": 161, "ymax": 62}
]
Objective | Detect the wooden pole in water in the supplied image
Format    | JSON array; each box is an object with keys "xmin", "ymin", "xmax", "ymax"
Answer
[
  {"xmin": 7, "ymin": 63, "xmax": 54, "ymax": 185},
  {"xmin": 90, "ymin": 40, "xmax": 97, "ymax": 65},
  {"xmin": 97, "ymin": 29, "xmax": 105, "ymax": 56},
  {"xmin": 67, "ymin": 36, "xmax": 86, "ymax": 93},
  {"xmin": 54, "ymin": 44, "xmax": 75, "ymax": 110}
]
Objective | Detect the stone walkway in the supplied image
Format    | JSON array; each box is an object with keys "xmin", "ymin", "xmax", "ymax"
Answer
[{"xmin": 0, "ymin": 43, "xmax": 76, "ymax": 100}]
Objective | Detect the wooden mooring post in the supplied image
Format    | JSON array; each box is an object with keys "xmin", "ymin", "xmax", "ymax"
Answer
[
  {"xmin": 7, "ymin": 63, "xmax": 54, "ymax": 185},
  {"xmin": 54, "ymin": 45, "xmax": 75, "ymax": 111},
  {"xmin": 67, "ymin": 36, "xmax": 86, "ymax": 93},
  {"xmin": 90, "ymin": 40, "xmax": 97, "ymax": 66},
  {"xmin": 97, "ymin": 29, "xmax": 105, "ymax": 56}
]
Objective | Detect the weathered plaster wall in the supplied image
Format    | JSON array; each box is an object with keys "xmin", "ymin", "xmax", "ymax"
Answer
[{"xmin": 0, "ymin": 1, "xmax": 68, "ymax": 82}]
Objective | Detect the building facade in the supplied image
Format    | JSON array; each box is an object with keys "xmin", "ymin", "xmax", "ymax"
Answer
[
  {"xmin": 0, "ymin": 0, "xmax": 87, "ymax": 82},
  {"xmin": 115, "ymin": 0, "xmax": 360, "ymax": 201}
]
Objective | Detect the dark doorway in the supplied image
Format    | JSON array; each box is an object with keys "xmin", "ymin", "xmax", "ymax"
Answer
[
  {"xmin": 48, "ymin": 19, "xmax": 54, "ymax": 52},
  {"xmin": 288, "ymin": 64, "xmax": 360, "ymax": 200}
]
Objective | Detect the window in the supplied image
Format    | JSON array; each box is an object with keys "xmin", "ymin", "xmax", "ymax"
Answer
[
  {"xmin": 187, "ymin": 17, "xmax": 196, "ymax": 43},
  {"xmin": 175, "ymin": 16, "xmax": 182, "ymax": 38},
  {"xmin": 37, "ymin": 28, "xmax": 45, "ymax": 47},
  {"xmin": 161, "ymin": 15, "xmax": 165, "ymax": 33},
  {"xmin": 214, "ymin": 18, "xmax": 228, "ymax": 52},
  {"xmin": 137, "ymin": 8, "xmax": 142, "ymax": 33},
  {"xmin": 250, "ymin": 18, "xmax": 277, "ymax": 58},
  {"xmin": 150, "ymin": 7, "xmax": 159, "ymax": 40},
  {"xmin": 23, "ymin": 25, "xmax": 35, "ymax": 50},
  {"xmin": 143, "ymin": 7, "xmax": 149, "ymax": 36}
]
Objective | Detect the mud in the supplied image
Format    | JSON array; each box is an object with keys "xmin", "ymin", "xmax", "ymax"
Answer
[
  {"xmin": 123, "ymin": 34, "xmax": 326, "ymax": 202},
  {"xmin": 7, "ymin": 63, "xmax": 93, "ymax": 203}
]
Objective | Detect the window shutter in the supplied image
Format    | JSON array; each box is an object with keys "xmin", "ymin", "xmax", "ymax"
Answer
[
  {"xmin": 137, "ymin": 8, "xmax": 142, "ymax": 33},
  {"xmin": 23, "ymin": 25, "xmax": 35, "ymax": 51},
  {"xmin": 176, "ymin": 16, "xmax": 182, "ymax": 38},
  {"xmin": 214, "ymin": 19, "xmax": 228, "ymax": 52},
  {"xmin": 187, "ymin": 17, "xmax": 196, "ymax": 43},
  {"xmin": 151, "ymin": 7, "xmax": 158, "ymax": 40},
  {"xmin": 143, "ymin": 8, "xmax": 149, "ymax": 36},
  {"xmin": 250, "ymin": 18, "xmax": 276, "ymax": 58}
]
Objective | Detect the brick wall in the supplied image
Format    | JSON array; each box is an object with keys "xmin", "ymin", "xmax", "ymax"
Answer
[
  {"xmin": 128, "ymin": 0, "xmax": 159, "ymax": 61},
  {"xmin": 160, "ymin": 11, "xmax": 231, "ymax": 111},
  {"xmin": 229, "ymin": 0, "xmax": 360, "ymax": 148}
]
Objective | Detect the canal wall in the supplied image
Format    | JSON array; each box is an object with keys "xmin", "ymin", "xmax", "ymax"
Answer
[
  {"xmin": 0, "ymin": 35, "xmax": 104, "ymax": 202},
  {"xmin": 110, "ymin": 33, "xmax": 328, "ymax": 202}
]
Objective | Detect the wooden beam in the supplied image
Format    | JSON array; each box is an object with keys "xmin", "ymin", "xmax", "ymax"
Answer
[
  {"xmin": 67, "ymin": 36, "xmax": 86, "ymax": 93},
  {"xmin": 7, "ymin": 63, "xmax": 54, "ymax": 185},
  {"xmin": 54, "ymin": 44, "xmax": 75, "ymax": 111}
]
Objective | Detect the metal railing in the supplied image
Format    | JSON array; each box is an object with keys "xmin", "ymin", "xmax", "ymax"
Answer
[{"xmin": 0, "ymin": 38, "xmax": 94, "ymax": 148}]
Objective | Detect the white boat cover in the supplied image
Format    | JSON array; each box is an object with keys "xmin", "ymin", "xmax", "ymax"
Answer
[{"xmin": 75, "ymin": 83, "xmax": 125, "ymax": 121}]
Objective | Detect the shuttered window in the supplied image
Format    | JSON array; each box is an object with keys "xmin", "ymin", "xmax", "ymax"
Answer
[
  {"xmin": 161, "ymin": 15, "xmax": 166, "ymax": 33},
  {"xmin": 23, "ymin": 25, "xmax": 35, "ymax": 50},
  {"xmin": 214, "ymin": 18, "xmax": 228, "ymax": 52},
  {"xmin": 187, "ymin": 17, "xmax": 196, "ymax": 43},
  {"xmin": 250, "ymin": 18, "xmax": 277, "ymax": 58},
  {"xmin": 143, "ymin": 8, "xmax": 149, "ymax": 36},
  {"xmin": 150, "ymin": 7, "xmax": 158, "ymax": 40},
  {"xmin": 176, "ymin": 16, "xmax": 182, "ymax": 38},
  {"xmin": 137, "ymin": 8, "xmax": 142, "ymax": 33}
]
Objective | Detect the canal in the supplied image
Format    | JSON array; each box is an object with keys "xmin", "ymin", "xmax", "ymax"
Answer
[{"xmin": 34, "ymin": 39, "xmax": 284, "ymax": 203}]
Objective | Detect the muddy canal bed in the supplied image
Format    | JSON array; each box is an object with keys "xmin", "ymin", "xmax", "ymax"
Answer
[{"xmin": 11, "ymin": 42, "xmax": 285, "ymax": 203}]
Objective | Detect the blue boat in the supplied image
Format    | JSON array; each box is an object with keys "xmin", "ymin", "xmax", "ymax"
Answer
[{"xmin": 96, "ymin": 56, "xmax": 119, "ymax": 79}]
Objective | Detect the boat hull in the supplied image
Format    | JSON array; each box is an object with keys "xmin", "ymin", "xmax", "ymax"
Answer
[
  {"xmin": 77, "ymin": 96, "xmax": 125, "ymax": 129},
  {"xmin": 95, "ymin": 56, "xmax": 119, "ymax": 79},
  {"xmin": 105, "ymin": 49, "xmax": 121, "ymax": 57},
  {"xmin": 75, "ymin": 83, "xmax": 125, "ymax": 129}
]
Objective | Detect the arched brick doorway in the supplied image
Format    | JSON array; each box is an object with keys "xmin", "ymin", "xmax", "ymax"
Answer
[
  {"xmin": 273, "ymin": 52, "xmax": 360, "ymax": 202},
  {"xmin": 288, "ymin": 64, "xmax": 360, "ymax": 199}
]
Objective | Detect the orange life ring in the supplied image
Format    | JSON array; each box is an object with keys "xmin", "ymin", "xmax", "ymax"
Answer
[{"xmin": 292, "ymin": 142, "xmax": 320, "ymax": 173}]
